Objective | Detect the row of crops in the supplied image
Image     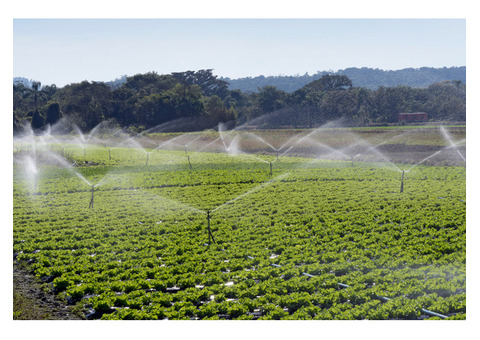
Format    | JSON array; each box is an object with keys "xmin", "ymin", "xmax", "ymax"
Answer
[{"xmin": 13, "ymin": 144, "xmax": 466, "ymax": 320}]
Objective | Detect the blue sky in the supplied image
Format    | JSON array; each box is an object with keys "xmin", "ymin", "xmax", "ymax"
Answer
[{"xmin": 13, "ymin": 18, "xmax": 465, "ymax": 87}]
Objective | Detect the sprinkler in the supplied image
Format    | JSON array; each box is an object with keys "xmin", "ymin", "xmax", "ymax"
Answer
[
  {"xmin": 184, "ymin": 145, "xmax": 188, "ymax": 157},
  {"xmin": 145, "ymin": 153, "xmax": 149, "ymax": 166},
  {"xmin": 88, "ymin": 185, "xmax": 95, "ymax": 209},
  {"xmin": 400, "ymin": 171, "xmax": 405, "ymax": 193},
  {"xmin": 34, "ymin": 173, "xmax": 38, "ymax": 191},
  {"xmin": 206, "ymin": 211, "xmax": 215, "ymax": 244},
  {"xmin": 187, "ymin": 155, "xmax": 192, "ymax": 170},
  {"xmin": 83, "ymin": 148, "xmax": 86, "ymax": 162},
  {"xmin": 269, "ymin": 162, "xmax": 273, "ymax": 178},
  {"xmin": 109, "ymin": 149, "xmax": 111, "ymax": 160}
]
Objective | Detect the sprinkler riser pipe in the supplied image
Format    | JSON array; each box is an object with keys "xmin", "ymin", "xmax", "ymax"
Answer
[
  {"xmin": 206, "ymin": 211, "xmax": 215, "ymax": 244},
  {"xmin": 89, "ymin": 185, "xmax": 95, "ymax": 209},
  {"xmin": 400, "ymin": 171, "xmax": 405, "ymax": 193},
  {"xmin": 187, "ymin": 155, "xmax": 192, "ymax": 170}
]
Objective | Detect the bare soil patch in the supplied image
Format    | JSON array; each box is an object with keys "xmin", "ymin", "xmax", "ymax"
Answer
[{"xmin": 13, "ymin": 262, "xmax": 82, "ymax": 320}]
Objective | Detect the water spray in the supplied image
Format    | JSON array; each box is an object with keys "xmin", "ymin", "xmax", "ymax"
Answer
[
  {"xmin": 89, "ymin": 185, "xmax": 95, "ymax": 209},
  {"xmin": 400, "ymin": 171, "xmax": 405, "ymax": 193},
  {"xmin": 206, "ymin": 211, "xmax": 215, "ymax": 244}
]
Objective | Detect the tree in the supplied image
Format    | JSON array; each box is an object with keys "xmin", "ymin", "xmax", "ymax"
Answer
[
  {"xmin": 53, "ymin": 81, "xmax": 113, "ymax": 131},
  {"xmin": 45, "ymin": 102, "xmax": 62, "ymax": 125},
  {"xmin": 124, "ymin": 72, "xmax": 176, "ymax": 94},
  {"xmin": 31, "ymin": 109, "xmax": 44, "ymax": 130},
  {"xmin": 32, "ymin": 81, "xmax": 41, "ymax": 109},
  {"xmin": 257, "ymin": 86, "xmax": 286, "ymax": 114},
  {"xmin": 205, "ymin": 95, "xmax": 235, "ymax": 122},
  {"xmin": 303, "ymin": 75, "xmax": 352, "ymax": 92},
  {"xmin": 172, "ymin": 69, "xmax": 229, "ymax": 98}
]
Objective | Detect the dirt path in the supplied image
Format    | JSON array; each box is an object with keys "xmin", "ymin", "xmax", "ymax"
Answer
[{"xmin": 13, "ymin": 262, "xmax": 83, "ymax": 320}]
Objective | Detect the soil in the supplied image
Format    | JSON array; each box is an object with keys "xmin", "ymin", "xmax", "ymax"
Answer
[
  {"xmin": 13, "ymin": 262, "xmax": 83, "ymax": 320},
  {"xmin": 254, "ymin": 143, "xmax": 466, "ymax": 166}
]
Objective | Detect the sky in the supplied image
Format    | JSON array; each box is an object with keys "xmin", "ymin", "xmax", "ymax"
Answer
[{"xmin": 13, "ymin": 18, "xmax": 466, "ymax": 87}]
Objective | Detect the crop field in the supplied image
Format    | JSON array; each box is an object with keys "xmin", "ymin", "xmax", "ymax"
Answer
[{"xmin": 12, "ymin": 126, "xmax": 466, "ymax": 320}]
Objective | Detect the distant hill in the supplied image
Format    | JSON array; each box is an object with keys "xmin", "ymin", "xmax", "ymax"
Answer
[
  {"xmin": 221, "ymin": 66, "xmax": 466, "ymax": 93},
  {"xmin": 14, "ymin": 66, "xmax": 466, "ymax": 93}
]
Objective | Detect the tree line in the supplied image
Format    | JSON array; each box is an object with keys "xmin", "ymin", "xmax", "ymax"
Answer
[{"xmin": 13, "ymin": 69, "xmax": 466, "ymax": 134}]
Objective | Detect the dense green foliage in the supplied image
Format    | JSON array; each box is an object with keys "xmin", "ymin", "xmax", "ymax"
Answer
[
  {"xmin": 13, "ymin": 141, "xmax": 466, "ymax": 320},
  {"xmin": 14, "ymin": 69, "xmax": 465, "ymax": 134}
]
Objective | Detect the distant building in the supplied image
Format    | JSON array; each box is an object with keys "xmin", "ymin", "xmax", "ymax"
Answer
[{"xmin": 398, "ymin": 112, "xmax": 428, "ymax": 123}]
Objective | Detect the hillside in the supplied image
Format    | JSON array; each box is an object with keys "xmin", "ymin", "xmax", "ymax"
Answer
[{"xmin": 221, "ymin": 66, "xmax": 466, "ymax": 93}]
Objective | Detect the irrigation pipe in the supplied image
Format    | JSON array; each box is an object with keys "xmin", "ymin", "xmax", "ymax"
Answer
[{"xmin": 242, "ymin": 254, "xmax": 448, "ymax": 319}]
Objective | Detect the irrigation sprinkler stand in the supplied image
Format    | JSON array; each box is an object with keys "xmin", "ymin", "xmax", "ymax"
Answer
[
  {"xmin": 187, "ymin": 155, "xmax": 192, "ymax": 170},
  {"xmin": 89, "ymin": 185, "xmax": 94, "ymax": 209},
  {"xmin": 207, "ymin": 211, "xmax": 215, "ymax": 244},
  {"xmin": 146, "ymin": 153, "xmax": 149, "ymax": 166},
  {"xmin": 400, "ymin": 171, "xmax": 405, "ymax": 193},
  {"xmin": 34, "ymin": 174, "xmax": 38, "ymax": 191},
  {"xmin": 184, "ymin": 145, "xmax": 188, "ymax": 157},
  {"xmin": 350, "ymin": 156, "xmax": 355, "ymax": 167},
  {"xmin": 83, "ymin": 148, "xmax": 86, "ymax": 163},
  {"xmin": 109, "ymin": 149, "xmax": 111, "ymax": 160},
  {"xmin": 269, "ymin": 162, "xmax": 273, "ymax": 178},
  {"xmin": 276, "ymin": 149, "xmax": 279, "ymax": 160}
]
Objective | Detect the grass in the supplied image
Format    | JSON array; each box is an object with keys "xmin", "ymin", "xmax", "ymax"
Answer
[{"xmin": 13, "ymin": 291, "xmax": 50, "ymax": 320}]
